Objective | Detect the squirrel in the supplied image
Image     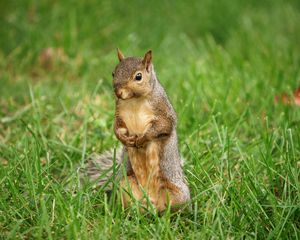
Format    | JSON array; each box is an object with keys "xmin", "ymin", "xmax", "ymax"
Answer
[{"xmin": 81, "ymin": 49, "xmax": 190, "ymax": 212}]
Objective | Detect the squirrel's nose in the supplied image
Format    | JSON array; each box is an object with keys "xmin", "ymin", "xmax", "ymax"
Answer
[{"xmin": 115, "ymin": 89, "xmax": 123, "ymax": 99}]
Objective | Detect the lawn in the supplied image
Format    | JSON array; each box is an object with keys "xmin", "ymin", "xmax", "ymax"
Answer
[{"xmin": 0, "ymin": 0, "xmax": 300, "ymax": 239}]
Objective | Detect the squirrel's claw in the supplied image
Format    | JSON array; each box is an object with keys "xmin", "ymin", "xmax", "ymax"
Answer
[
  {"xmin": 135, "ymin": 135, "xmax": 147, "ymax": 148},
  {"xmin": 123, "ymin": 135, "xmax": 137, "ymax": 147}
]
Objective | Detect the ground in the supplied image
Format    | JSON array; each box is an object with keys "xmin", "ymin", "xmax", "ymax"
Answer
[{"xmin": 0, "ymin": 0, "xmax": 300, "ymax": 239}]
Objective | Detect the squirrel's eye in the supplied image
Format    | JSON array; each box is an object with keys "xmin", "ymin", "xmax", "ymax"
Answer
[
  {"xmin": 135, "ymin": 73, "xmax": 142, "ymax": 81},
  {"xmin": 112, "ymin": 72, "xmax": 115, "ymax": 78}
]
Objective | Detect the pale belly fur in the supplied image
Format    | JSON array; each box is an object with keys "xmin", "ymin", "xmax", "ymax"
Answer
[
  {"xmin": 118, "ymin": 97, "xmax": 160, "ymax": 189},
  {"xmin": 118, "ymin": 97, "xmax": 154, "ymax": 136}
]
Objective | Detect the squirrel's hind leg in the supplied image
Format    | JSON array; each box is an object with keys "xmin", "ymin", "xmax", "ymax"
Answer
[
  {"xmin": 156, "ymin": 180, "xmax": 190, "ymax": 212},
  {"xmin": 120, "ymin": 175, "xmax": 143, "ymax": 209},
  {"xmin": 120, "ymin": 175, "xmax": 188, "ymax": 212},
  {"xmin": 120, "ymin": 174, "xmax": 162, "ymax": 212}
]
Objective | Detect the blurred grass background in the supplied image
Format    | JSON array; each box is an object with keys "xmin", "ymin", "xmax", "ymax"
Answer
[{"xmin": 0, "ymin": 0, "xmax": 300, "ymax": 239}]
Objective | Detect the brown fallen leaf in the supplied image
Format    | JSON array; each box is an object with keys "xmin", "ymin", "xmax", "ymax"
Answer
[
  {"xmin": 274, "ymin": 93, "xmax": 292, "ymax": 104},
  {"xmin": 275, "ymin": 86, "xmax": 300, "ymax": 107},
  {"xmin": 293, "ymin": 87, "xmax": 300, "ymax": 106},
  {"xmin": 38, "ymin": 47, "xmax": 68, "ymax": 71},
  {"xmin": 0, "ymin": 157, "xmax": 8, "ymax": 166},
  {"xmin": 40, "ymin": 157, "xmax": 47, "ymax": 166}
]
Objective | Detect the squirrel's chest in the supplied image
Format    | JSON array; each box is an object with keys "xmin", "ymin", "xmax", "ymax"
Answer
[{"xmin": 118, "ymin": 98, "xmax": 155, "ymax": 135}]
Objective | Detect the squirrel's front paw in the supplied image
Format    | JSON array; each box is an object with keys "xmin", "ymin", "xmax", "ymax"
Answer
[
  {"xmin": 117, "ymin": 128, "xmax": 128, "ymax": 136},
  {"xmin": 117, "ymin": 134, "xmax": 137, "ymax": 147},
  {"xmin": 135, "ymin": 135, "xmax": 148, "ymax": 148},
  {"xmin": 116, "ymin": 128, "xmax": 135, "ymax": 147},
  {"xmin": 124, "ymin": 135, "xmax": 137, "ymax": 147}
]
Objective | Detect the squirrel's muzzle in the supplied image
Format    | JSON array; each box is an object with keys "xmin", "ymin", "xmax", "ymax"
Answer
[
  {"xmin": 115, "ymin": 88, "xmax": 133, "ymax": 100},
  {"xmin": 113, "ymin": 83, "xmax": 122, "ymax": 99},
  {"xmin": 115, "ymin": 89, "xmax": 123, "ymax": 99}
]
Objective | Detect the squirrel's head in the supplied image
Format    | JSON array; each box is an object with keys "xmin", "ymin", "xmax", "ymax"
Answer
[{"xmin": 112, "ymin": 49, "xmax": 154, "ymax": 100}]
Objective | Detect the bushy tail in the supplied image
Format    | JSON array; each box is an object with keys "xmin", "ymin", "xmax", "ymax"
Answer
[{"xmin": 79, "ymin": 148, "xmax": 124, "ymax": 190}]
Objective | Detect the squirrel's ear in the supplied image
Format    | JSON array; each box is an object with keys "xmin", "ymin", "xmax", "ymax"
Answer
[
  {"xmin": 142, "ymin": 50, "xmax": 152, "ymax": 72},
  {"xmin": 117, "ymin": 48, "xmax": 125, "ymax": 62}
]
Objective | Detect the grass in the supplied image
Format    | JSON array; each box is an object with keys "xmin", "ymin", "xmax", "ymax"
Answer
[{"xmin": 0, "ymin": 0, "xmax": 300, "ymax": 239}]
